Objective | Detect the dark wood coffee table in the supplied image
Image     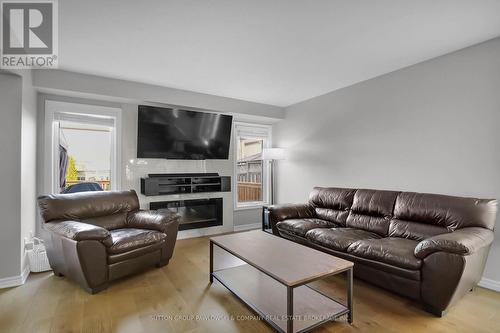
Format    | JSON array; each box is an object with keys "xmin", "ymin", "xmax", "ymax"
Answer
[{"xmin": 209, "ymin": 230, "xmax": 354, "ymax": 333}]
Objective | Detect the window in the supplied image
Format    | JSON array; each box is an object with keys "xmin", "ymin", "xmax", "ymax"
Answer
[
  {"xmin": 44, "ymin": 100, "xmax": 121, "ymax": 194},
  {"xmin": 59, "ymin": 121, "xmax": 112, "ymax": 192},
  {"xmin": 234, "ymin": 123, "xmax": 271, "ymax": 208}
]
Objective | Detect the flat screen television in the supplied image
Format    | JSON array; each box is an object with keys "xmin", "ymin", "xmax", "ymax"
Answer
[{"xmin": 137, "ymin": 105, "xmax": 233, "ymax": 159}]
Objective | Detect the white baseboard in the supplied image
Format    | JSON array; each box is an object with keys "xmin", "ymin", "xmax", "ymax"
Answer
[
  {"xmin": 233, "ymin": 223, "xmax": 261, "ymax": 232},
  {"xmin": 21, "ymin": 263, "xmax": 30, "ymax": 284},
  {"xmin": 479, "ymin": 277, "xmax": 500, "ymax": 292},
  {"xmin": 0, "ymin": 263, "xmax": 30, "ymax": 289}
]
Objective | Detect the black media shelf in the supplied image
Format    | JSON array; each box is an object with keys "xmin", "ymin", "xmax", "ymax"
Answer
[{"xmin": 141, "ymin": 173, "xmax": 231, "ymax": 196}]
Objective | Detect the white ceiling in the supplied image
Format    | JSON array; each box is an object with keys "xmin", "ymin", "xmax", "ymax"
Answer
[{"xmin": 59, "ymin": 0, "xmax": 500, "ymax": 107}]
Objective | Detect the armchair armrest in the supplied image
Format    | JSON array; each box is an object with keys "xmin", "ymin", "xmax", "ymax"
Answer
[
  {"xmin": 127, "ymin": 210, "xmax": 180, "ymax": 261},
  {"xmin": 127, "ymin": 210, "xmax": 180, "ymax": 234},
  {"xmin": 44, "ymin": 220, "xmax": 111, "ymax": 245},
  {"xmin": 414, "ymin": 227, "xmax": 494, "ymax": 259},
  {"xmin": 267, "ymin": 203, "xmax": 316, "ymax": 234}
]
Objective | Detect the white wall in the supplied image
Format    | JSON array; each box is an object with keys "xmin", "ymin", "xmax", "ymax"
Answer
[
  {"xmin": 19, "ymin": 70, "xmax": 38, "ymax": 275},
  {"xmin": 233, "ymin": 208, "xmax": 262, "ymax": 229},
  {"xmin": 274, "ymin": 37, "xmax": 500, "ymax": 283},
  {"xmin": 0, "ymin": 70, "xmax": 37, "ymax": 284},
  {"xmin": 0, "ymin": 73, "xmax": 23, "ymax": 280}
]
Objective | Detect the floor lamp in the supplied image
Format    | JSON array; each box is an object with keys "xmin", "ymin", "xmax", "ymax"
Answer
[{"xmin": 262, "ymin": 148, "xmax": 285, "ymax": 205}]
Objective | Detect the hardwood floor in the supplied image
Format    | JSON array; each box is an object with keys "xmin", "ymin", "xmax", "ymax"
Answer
[{"xmin": 1, "ymin": 234, "xmax": 499, "ymax": 333}]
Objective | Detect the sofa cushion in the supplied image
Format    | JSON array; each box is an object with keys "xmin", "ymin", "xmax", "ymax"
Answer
[
  {"xmin": 347, "ymin": 238, "xmax": 422, "ymax": 270},
  {"xmin": 346, "ymin": 189, "xmax": 399, "ymax": 236},
  {"xmin": 107, "ymin": 228, "xmax": 166, "ymax": 254},
  {"xmin": 308, "ymin": 187, "xmax": 356, "ymax": 226},
  {"xmin": 388, "ymin": 219, "xmax": 448, "ymax": 241},
  {"xmin": 306, "ymin": 228, "xmax": 382, "ymax": 251},
  {"xmin": 393, "ymin": 192, "xmax": 497, "ymax": 231},
  {"xmin": 276, "ymin": 218, "xmax": 336, "ymax": 237},
  {"xmin": 351, "ymin": 189, "xmax": 399, "ymax": 217}
]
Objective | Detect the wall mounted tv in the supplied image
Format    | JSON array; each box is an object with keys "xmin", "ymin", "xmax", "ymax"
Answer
[{"xmin": 137, "ymin": 105, "xmax": 233, "ymax": 159}]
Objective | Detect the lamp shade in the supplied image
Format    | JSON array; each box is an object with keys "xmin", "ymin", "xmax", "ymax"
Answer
[{"xmin": 262, "ymin": 148, "xmax": 285, "ymax": 161}]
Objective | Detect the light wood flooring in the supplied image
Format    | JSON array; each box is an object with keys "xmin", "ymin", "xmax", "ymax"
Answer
[{"xmin": 1, "ymin": 233, "xmax": 499, "ymax": 333}]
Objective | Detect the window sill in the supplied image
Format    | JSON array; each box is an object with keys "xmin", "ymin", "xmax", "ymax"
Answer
[{"xmin": 234, "ymin": 203, "xmax": 268, "ymax": 211}]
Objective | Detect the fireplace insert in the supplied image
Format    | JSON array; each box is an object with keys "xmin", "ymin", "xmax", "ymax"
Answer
[{"xmin": 150, "ymin": 198, "xmax": 223, "ymax": 231}]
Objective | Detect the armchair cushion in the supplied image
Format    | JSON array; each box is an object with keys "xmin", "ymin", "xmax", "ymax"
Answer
[
  {"xmin": 127, "ymin": 210, "xmax": 180, "ymax": 234},
  {"xmin": 45, "ymin": 221, "xmax": 112, "ymax": 246},
  {"xmin": 107, "ymin": 228, "xmax": 166, "ymax": 254},
  {"xmin": 414, "ymin": 227, "xmax": 494, "ymax": 259}
]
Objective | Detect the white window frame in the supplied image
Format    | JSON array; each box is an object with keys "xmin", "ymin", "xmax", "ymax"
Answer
[
  {"xmin": 43, "ymin": 100, "xmax": 122, "ymax": 194},
  {"xmin": 233, "ymin": 122, "xmax": 272, "ymax": 210}
]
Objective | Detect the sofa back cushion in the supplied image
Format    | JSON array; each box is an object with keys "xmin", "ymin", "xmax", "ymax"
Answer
[
  {"xmin": 393, "ymin": 192, "xmax": 497, "ymax": 232},
  {"xmin": 346, "ymin": 189, "xmax": 399, "ymax": 236},
  {"xmin": 388, "ymin": 219, "xmax": 448, "ymax": 241},
  {"xmin": 309, "ymin": 187, "xmax": 356, "ymax": 226},
  {"xmin": 38, "ymin": 190, "xmax": 140, "ymax": 230}
]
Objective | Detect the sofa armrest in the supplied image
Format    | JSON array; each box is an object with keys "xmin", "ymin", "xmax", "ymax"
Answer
[
  {"xmin": 414, "ymin": 227, "xmax": 494, "ymax": 259},
  {"xmin": 267, "ymin": 203, "xmax": 316, "ymax": 234},
  {"xmin": 127, "ymin": 210, "xmax": 180, "ymax": 234},
  {"xmin": 44, "ymin": 220, "xmax": 111, "ymax": 245}
]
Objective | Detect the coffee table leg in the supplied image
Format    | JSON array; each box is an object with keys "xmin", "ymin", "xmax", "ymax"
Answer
[
  {"xmin": 287, "ymin": 286, "xmax": 293, "ymax": 333},
  {"xmin": 209, "ymin": 241, "xmax": 213, "ymax": 283},
  {"xmin": 347, "ymin": 268, "xmax": 353, "ymax": 324}
]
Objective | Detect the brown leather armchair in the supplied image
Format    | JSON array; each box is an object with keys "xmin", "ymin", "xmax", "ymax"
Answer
[{"xmin": 37, "ymin": 190, "xmax": 179, "ymax": 293}]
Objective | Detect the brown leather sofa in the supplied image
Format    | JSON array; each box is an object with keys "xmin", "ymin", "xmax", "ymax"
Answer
[
  {"xmin": 37, "ymin": 190, "xmax": 179, "ymax": 293},
  {"xmin": 268, "ymin": 187, "xmax": 497, "ymax": 316}
]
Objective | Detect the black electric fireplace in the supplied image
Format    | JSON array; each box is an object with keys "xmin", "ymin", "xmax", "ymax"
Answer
[{"xmin": 150, "ymin": 198, "xmax": 223, "ymax": 231}]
